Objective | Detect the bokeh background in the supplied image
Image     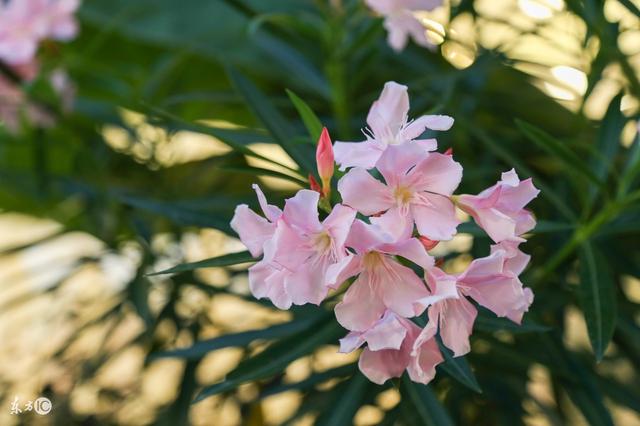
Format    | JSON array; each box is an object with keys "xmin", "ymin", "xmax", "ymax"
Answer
[{"xmin": 1, "ymin": 0, "xmax": 639, "ymax": 425}]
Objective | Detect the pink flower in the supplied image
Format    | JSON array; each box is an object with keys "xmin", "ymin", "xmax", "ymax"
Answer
[
  {"xmin": 333, "ymin": 81, "xmax": 453, "ymax": 170},
  {"xmin": 415, "ymin": 246, "xmax": 534, "ymax": 356},
  {"xmin": 247, "ymin": 190, "xmax": 356, "ymax": 309},
  {"xmin": 44, "ymin": 0, "xmax": 80, "ymax": 41},
  {"xmin": 338, "ymin": 143, "xmax": 462, "ymax": 241},
  {"xmin": 316, "ymin": 127, "xmax": 334, "ymax": 196},
  {"xmin": 340, "ymin": 310, "xmax": 443, "ymax": 384},
  {"xmin": 230, "ymin": 184, "xmax": 282, "ymax": 258},
  {"xmin": 329, "ymin": 219, "xmax": 433, "ymax": 331},
  {"xmin": 458, "ymin": 169, "xmax": 540, "ymax": 243},
  {"xmin": 0, "ymin": 0, "xmax": 80, "ymax": 65},
  {"xmin": 365, "ymin": 0, "xmax": 443, "ymax": 52},
  {"xmin": 0, "ymin": 0, "xmax": 49, "ymax": 65}
]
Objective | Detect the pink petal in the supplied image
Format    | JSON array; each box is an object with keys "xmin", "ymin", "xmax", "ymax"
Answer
[
  {"xmin": 252, "ymin": 184, "xmax": 281, "ymax": 222},
  {"xmin": 458, "ymin": 250, "xmax": 505, "ymax": 282},
  {"xmin": 407, "ymin": 152, "xmax": 463, "ymax": 196},
  {"xmin": 379, "ymin": 237, "xmax": 435, "ymax": 270},
  {"xmin": 359, "ymin": 345, "xmax": 410, "ymax": 384},
  {"xmin": 333, "ymin": 139, "xmax": 383, "ymax": 171},
  {"xmin": 248, "ymin": 263, "xmax": 292, "ymax": 309},
  {"xmin": 230, "ymin": 205, "xmax": 275, "ymax": 257},
  {"xmin": 412, "ymin": 138, "xmax": 438, "ymax": 151},
  {"xmin": 402, "ymin": 115, "xmax": 454, "ymax": 140},
  {"xmin": 322, "ymin": 204, "xmax": 357, "ymax": 248},
  {"xmin": 377, "ymin": 257, "xmax": 430, "ymax": 318},
  {"xmin": 339, "ymin": 331, "xmax": 366, "ymax": 353},
  {"xmin": 366, "ymin": 311, "xmax": 409, "ymax": 351},
  {"xmin": 497, "ymin": 177, "xmax": 540, "ymax": 211},
  {"xmin": 262, "ymin": 221, "xmax": 310, "ymax": 270},
  {"xmin": 338, "ymin": 168, "xmax": 393, "ymax": 215},
  {"xmin": 438, "ymin": 297, "xmax": 477, "ymax": 357},
  {"xmin": 335, "ymin": 274, "xmax": 387, "ymax": 331},
  {"xmin": 370, "ymin": 207, "xmax": 414, "ymax": 241},
  {"xmin": 506, "ymin": 287, "xmax": 534, "ymax": 324},
  {"xmin": 411, "ymin": 193, "xmax": 460, "ymax": 240},
  {"xmin": 282, "ymin": 189, "xmax": 322, "ymax": 233},
  {"xmin": 419, "ymin": 267, "xmax": 459, "ymax": 307},
  {"xmin": 407, "ymin": 331, "xmax": 443, "ymax": 384},
  {"xmin": 366, "ymin": 81, "xmax": 409, "ymax": 136},
  {"xmin": 464, "ymin": 275, "xmax": 527, "ymax": 318},
  {"xmin": 375, "ymin": 142, "xmax": 426, "ymax": 187},
  {"xmin": 514, "ymin": 209, "xmax": 537, "ymax": 236},
  {"xmin": 345, "ymin": 220, "xmax": 394, "ymax": 254},
  {"xmin": 284, "ymin": 259, "xmax": 330, "ymax": 305},
  {"xmin": 491, "ymin": 241, "xmax": 531, "ymax": 276},
  {"xmin": 326, "ymin": 254, "xmax": 361, "ymax": 289}
]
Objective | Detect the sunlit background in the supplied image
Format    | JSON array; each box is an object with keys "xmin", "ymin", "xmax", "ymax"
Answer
[{"xmin": 1, "ymin": 0, "xmax": 639, "ymax": 424}]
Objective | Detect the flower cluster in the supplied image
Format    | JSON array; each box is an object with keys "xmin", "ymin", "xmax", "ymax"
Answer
[
  {"xmin": 364, "ymin": 0, "xmax": 442, "ymax": 52},
  {"xmin": 0, "ymin": 0, "xmax": 79, "ymax": 133},
  {"xmin": 232, "ymin": 81, "xmax": 539, "ymax": 385}
]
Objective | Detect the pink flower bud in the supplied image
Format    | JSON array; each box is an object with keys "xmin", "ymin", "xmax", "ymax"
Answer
[
  {"xmin": 308, "ymin": 174, "xmax": 322, "ymax": 194},
  {"xmin": 418, "ymin": 236, "xmax": 439, "ymax": 250},
  {"xmin": 316, "ymin": 127, "xmax": 334, "ymax": 196},
  {"xmin": 444, "ymin": 147, "xmax": 453, "ymax": 156}
]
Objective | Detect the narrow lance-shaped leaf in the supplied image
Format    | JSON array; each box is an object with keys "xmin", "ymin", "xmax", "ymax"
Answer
[
  {"xmin": 147, "ymin": 251, "xmax": 255, "ymax": 276},
  {"xmin": 193, "ymin": 318, "xmax": 343, "ymax": 402},
  {"xmin": 149, "ymin": 316, "xmax": 321, "ymax": 360},
  {"xmin": 578, "ymin": 241, "xmax": 617, "ymax": 361},
  {"xmin": 400, "ymin": 375, "xmax": 454, "ymax": 426},
  {"xmin": 228, "ymin": 68, "xmax": 315, "ymax": 173},
  {"xmin": 315, "ymin": 372, "xmax": 370, "ymax": 426},
  {"xmin": 286, "ymin": 89, "xmax": 324, "ymax": 141},
  {"xmin": 437, "ymin": 340, "xmax": 482, "ymax": 393},
  {"xmin": 587, "ymin": 93, "xmax": 625, "ymax": 206},
  {"xmin": 516, "ymin": 119, "xmax": 603, "ymax": 186}
]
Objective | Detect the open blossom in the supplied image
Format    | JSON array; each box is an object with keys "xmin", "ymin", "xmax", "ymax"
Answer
[
  {"xmin": 416, "ymin": 246, "xmax": 534, "ymax": 357},
  {"xmin": 340, "ymin": 310, "xmax": 443, "ymax": 384},
  {"xmin": 0, "ymin": 0, "xmax": 80, "ymax": 66},
  {"xmin": 339, "ymin": 143, "xmax": 462, "ymax": 240},
  {"xmin": 333, "ymin": 82, "xmax": 453, "ymax": 170},
  {"xmin": 365, "ymin": 0, "xmax": 443, "ymax": 52},
  {"xmin": 329, "ymin": 220, "xmax": 434, "ymax": 331},
  {"xmin": 458, "ymin": 169, "xmax": 540, "ymax": 243},
  {"xmin": 233, "ymin": 188, "xmax": 356, "ymax": 309}
]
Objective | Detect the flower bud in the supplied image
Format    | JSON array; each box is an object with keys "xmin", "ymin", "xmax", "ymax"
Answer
[
  {"xmin": 308, "ymin": 174, "xmax": 322, "ymax": 194},
  {"xmin": 316, "ymin": 127, "xmax": 334, "ymax": 196}
]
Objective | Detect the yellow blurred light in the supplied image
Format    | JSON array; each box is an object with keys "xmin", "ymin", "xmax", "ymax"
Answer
[
  {"xmin": 543, "ymin": 82, "xmax": 575, "ymax": 100},
  {"xmin": 551, "ymin": 65, "xmax": 587, "ymax": 95},
  {"xmin": 518, "ymin": 0, "xmax": 563, "ymax": 20}
]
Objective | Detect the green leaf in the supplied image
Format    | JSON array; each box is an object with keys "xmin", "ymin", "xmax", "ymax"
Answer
[
  {"xmin": 260, "ymin": 363, "xmax": 356, "ymax": 398},
  {"xmin": 578, "ymin": 242, "xmax": 617, "ymax": 361},
  {"xmin": 619, "ymin": 125, "xmax": 640, "ymax": 197},
  {"xmin": 227, "ymin": 68, "xmax": 315, "ymax": 173},
  {"xmin": 474, "ymin": 311, "xmax": 550, "ymax": 334},
  {"xmin": 193, "ymin": 318, "xmax": 343, "ymax": 402},
  {"xmin": 315, "ymin": 372, "xmax": 370, "ymax": 426},
  {"xmin": 286, "ymin": 89, "xmax": 324, "ymax": 141},
  {"xmin": 117, "ymin": 193, "xmax": 232, "ymax": 233},
  {"xmin": 400, "ymin": 375, "xmax": 454, "ymax": 426},
  {"xmin": 218, "ymin": 164, "xmax": 307, "ymax": 185},
  {"xmin": 148, "ymin": 251, "xmax": 254, "ymax": 276},
  {"xmin": 150, "ymin": 316, "xmax": 320, "ymax": 360},
  {"xmin": 516, "ymin": 119, "xmax": 603, "ymax": 186},
  {"xmin": 437, "ymin": 342, "xmax": 482, "ymax": 393},
  {"xmin": 587, "ymin": 94, "xmax": 625, "ymax": 206}
]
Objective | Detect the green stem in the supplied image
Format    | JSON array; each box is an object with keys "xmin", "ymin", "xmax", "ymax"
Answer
[
  {"xmin": 325, "ymin": 11, "xmax": 350, "ymax": 139},
  {"xmin": 535, "ymin": 194, "xmax": 637, "ymax": 285}
]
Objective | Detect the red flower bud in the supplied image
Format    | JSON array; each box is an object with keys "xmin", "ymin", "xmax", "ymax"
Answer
[{"xmin": 316, "ymin": 127, "xmax": 334, "ymax": 196}]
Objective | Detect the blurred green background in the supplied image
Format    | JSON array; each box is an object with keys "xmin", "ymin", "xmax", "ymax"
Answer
[{"xmin": 0, "ymin": 0, "xmax": 639, "ymax": 425}]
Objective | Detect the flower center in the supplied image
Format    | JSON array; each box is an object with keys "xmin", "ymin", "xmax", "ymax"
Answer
[
  {"xmin": 394, "ymin": 185, "xmax": 413, "ymax": 205},
  {"xmin": 362, "ymin": 251, "xmax": 383, "ymax": 269},
  {"xmin": 313, "ymin": 231, "xmax": 333, "ymax": 254}
]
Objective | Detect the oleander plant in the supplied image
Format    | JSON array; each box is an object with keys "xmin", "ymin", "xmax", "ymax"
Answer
[{"xmin": 0, "ymin": 0, "xmax": 639, "ymax": 425}]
